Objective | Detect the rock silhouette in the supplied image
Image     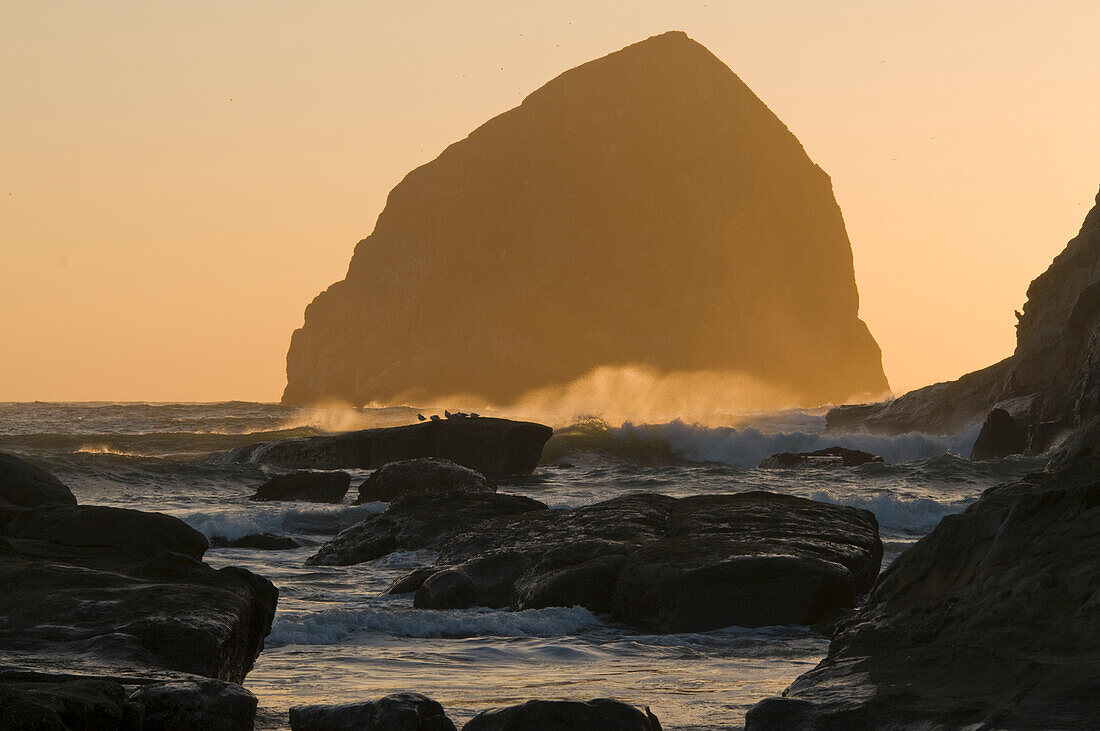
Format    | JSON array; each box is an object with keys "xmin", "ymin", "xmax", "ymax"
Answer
[
  {"xmin": 283, "ymin": 31, "xmax": 888, "ymax": 408},
  {"xmin": 828, "ymin": 185, "xmax": 1100, "ymax": 445}
]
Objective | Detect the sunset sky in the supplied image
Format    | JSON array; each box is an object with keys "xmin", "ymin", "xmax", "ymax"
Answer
[{"xmin": 3, "ymin": 1, "xmax": 1098, "ymax": 403}]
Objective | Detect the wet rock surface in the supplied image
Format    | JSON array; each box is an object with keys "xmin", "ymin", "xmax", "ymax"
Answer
[
  {"xmin": 306, "ymin": 492, "xmax": 549, "ymax": 566},
  {"xmin": 249, "ymin": 470, "xmax": 351, "ymax": 503},
  {"xmin": 228, "ymin": 417, "xmax": 553, "ymax": 478},
  {"xmin": 0, "ymin": 461, "xmax": 277, "ymax": 730},
  {"xmin": 462, "ymin": 698, "xmax": 662, "ymax": 731},
  {"xmin": 758, "ymin": 446, "xmax": 884, "ymax": 468},
  {"xmin": 290, "ymin": 692, "xmax": 456, "ymax": 731},
  {"xmin": 361, "ymin": 491, "xmax": 881, "ymax": 631},
  {"xmin": 128, "ymin": 678, "xmax": 258, "ymax": 731},
  {"xmin": 745, "ymin": 457, "xmax": 1100, "ymax": 729},
  {"xmin": 356, "ymin": 458, "xmax": 492, "ymax": 503},
  {"xmin": 210, "ymin": 533, "xmax": 300, "ymax": 550}
]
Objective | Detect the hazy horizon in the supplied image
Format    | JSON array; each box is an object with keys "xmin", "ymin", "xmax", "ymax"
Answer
[{"xmin": 4, "ymin": 1, "xmax": 1099, "ymax": 403}]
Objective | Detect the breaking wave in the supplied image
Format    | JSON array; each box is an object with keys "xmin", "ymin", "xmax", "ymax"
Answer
[
  {"xmin": 268, "ymin": 605, "xmax": 603, "ymax": 645},
  {"xmin": 182, "ymin": 503, "xmax": 386, "ymax": 540}
]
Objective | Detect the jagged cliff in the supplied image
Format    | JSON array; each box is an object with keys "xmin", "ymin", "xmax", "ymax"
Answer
[
  {"xmin": 283, "ymin": 31, "xmax": 888, "ymax": 407},
  {"xmin": 828, "ymin": 185, "xmax": 1100, "ymax": 447}
]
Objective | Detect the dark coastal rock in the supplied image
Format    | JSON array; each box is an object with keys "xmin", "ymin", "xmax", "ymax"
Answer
[
  {"xmin": 0, "ymin": 679, "xmax": 142, "ymax": 730},
  {"xmin": 289, "ymin": 692, "xmax": 456, "ymax": 731},
  {"xmin": 969, "ymin": 407, "xmax": 1027, "ymax": 460},
  {"xmin": 827, "ymin": 186, "xmax": 1100, "ymax": 444},
  {"xmin": 210, "ymin": 533, "xmax": 300, "ymax": 550},
  {"xmin": 356, "ymin": 458, "xmax": 492, "ymax": 504},
  {"xmin": 249, "ymin": 470, "xmax": 351, "ymax": 503},
  {"xmin": 758, "ymin": 446, "xmax": 883, "ymax": 469},
  {"xmin": 281, "ymin": 31, "xmax": 888, "ymax": 410},
  {"xmin": 388, "ymin": 492, "xmax": 881, "ymax": 631},
  {"xmin": 745, "ymin": 459, "xmax": 1100, "ymax": 728},
  {"xmin": 1, "ymin": 504, "xmax": 209, "ymax": 560},
  {"xmin": 0, "ymin": 452, "xmax": 77, "ymax": 508},
  {"xmin": 306, "ymin": 492, "xmax": 548, "ymax": 566},
  {"xmin": 129, "ymin": 678, "xmax": 257, "ymax": 731},
  {"xmin": 462, "ymin": 698, "xmax": 661, "ymax": 731},
  {"xmin": 228, "ymin": 417, "xmax": 552, "ymax": 478},
  {"xmin": 0, "ymin": 504, "xmax": 277, "ymax": 684}
]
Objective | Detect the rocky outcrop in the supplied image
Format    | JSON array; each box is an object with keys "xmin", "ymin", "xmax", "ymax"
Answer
[
  {"xmin": 306, "ymin": 492, "xmax": 548, "ymax": 566},
  {"xmin": 0, "ymin": 462, "xmax": 277, "ymax": 731},
  {"xmin": 210, "ymin": 533, "xmax": 300, "ymax": 550},
  {"xmin": 744, "ymin": 454, "xmax": 1100, "ymax": 728},
  {"xmin": 344, "ymin": 491, "xmax": 881, "ymax": 631},
  {"xmin": 227, "ymin": 417, "xmax": 552, "ymax": 478},
  {"xmin": 463, "ymin": 699, "xmax": 662, "ymax": 731},
  {"xmin": 282, "ymin": 31, "xmax": 888, "ymax": 409},
  {"xmin": 290, "ymin": 693, "xmax": 456, "ymax": 731},
  {"xmin": 356, "ymin": 458, "xmax": 491, "ymax": 503},
  {"xmin": 0, "ymin": 452, "xmax": 77, "ymax": 508},
  {"xmin": 249, "ymin": 470, "xmax": 351, "ymax": 503},
  {"xmin": 758, "ymin": 446, "xmax": 883, "ymax": 469},
  {"xmin": 128, "ymin": 679, "xmax": 258, "ymax": 731},
  {"xmin": 969, "ymin": 407, "xmax": 1027, "ymax": 461},
  {"xmin": 827, "ymin": 186, "xmax": 1100, "ymax": 447}
]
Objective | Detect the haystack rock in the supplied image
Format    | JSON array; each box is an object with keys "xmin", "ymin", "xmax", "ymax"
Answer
[{"xmin": 283, "ymin": 31, "xmax": 888, "ymax": 408}]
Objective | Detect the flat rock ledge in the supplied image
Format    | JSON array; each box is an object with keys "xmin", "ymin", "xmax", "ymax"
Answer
[
  {"xmin": 0, "ymin": 452, "xmax": 277, "ymax": 731},
  {"xmin": 249, "ymin": 470, "xmax": 351, "ymax": 503},
  {"xmin": 224, "ymin": 417, "xmax": 553, "ymax": 478},
  {"xmin": 290, "ymin": 692, "xmax": 456, "ymax": 731},
  {"xmin": 311, "ymin": 490, "xmax": 882, "ymax": 632},
  {"xmin": 758, "ymin": 446, "xmax": 884, "ymax": 469}
]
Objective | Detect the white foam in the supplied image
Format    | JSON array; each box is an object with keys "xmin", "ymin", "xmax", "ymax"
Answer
[
  {"xmin": 811, "ymin": 490, "xmax": 971, "ymax": 533},
  {"xmin": 617, "ymin": 420, "xmax": 981, "ymax": 467},
  {"xmin": 267, "ymin": 605, "xmax": 603, "ymax": 645},
  {"xmin": 182, "ymin": 502, "xmax": 386, "ymax": 540}
]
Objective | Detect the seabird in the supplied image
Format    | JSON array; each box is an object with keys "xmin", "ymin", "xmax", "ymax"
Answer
[{"xmin": 417, "ymin": 413, "xmax": 426, "ymax": 421}]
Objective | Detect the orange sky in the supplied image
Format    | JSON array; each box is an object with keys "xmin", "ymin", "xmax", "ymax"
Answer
[{"xmin": 2, "ymin": 1, "xmax": 1098, "ymax": 403}]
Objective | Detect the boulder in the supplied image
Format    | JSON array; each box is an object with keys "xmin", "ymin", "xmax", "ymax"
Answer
[
  {"xmin": 969, "ymin": 407, "xmax": 1028, "ymax": 460},
  {"xmin": 209, "ymin": 533, "xmax": 300, "ymax": 550},
  {"xmin": 462, "ymin": 698, "xmax": 661, "ymax": 731},
  {"xmin": 1, "ymin": 504, "xmax": 208, "ymax": 560},
  {"xmin": 249, "ymin": 471, "xmax": 350, "ymax": 503},
  {"xmin": 227, "ymin": 417, "xmax": 552, "ymax": 478},
  {"xmin": 827, "ymin": 186, "xmax": 1100, "ymax": 444},
  {"xmin": 357, "ymin": 458, "xmax": 492, "ymax": 504},
  {"xmin": 0, "ymin": 679, "xmax": 142, "ymax": 730},
  {"xmin": 289, "ymin": 692, "xmax": 456, "ymax": 731},
  {"xmin": 129, "ymin": 678, "xmax": 257, "ymax": 731},
  {"xmin": 389, "ymin": 492, "xmax": 881, "ymax": 631},
  {"xmin": 744, "ymin": 457, "xmax": 1100, "ymax": 728},
  {"xmin": 0, "ymin": 452, "xmax": 77, "ymax": 508},
  {"xmin": 306, "ymin": 492, "xmax": 548, "ymax": 566},
  {"xmin": 758, "ymin": 446, "xmax": 883, "ymax": 469},
  {"xmin": 0, "ymin": 505, "xmax": 277, "ymax": 684},
  {"xmin": 281, "ymin": 31, "xmax": 888, "ymax": 410}
]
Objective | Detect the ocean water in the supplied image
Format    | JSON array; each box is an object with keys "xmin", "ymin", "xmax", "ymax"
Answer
[{"xmin": 0, "ymin": 402, "xmax": 1045, "ymax": 729}]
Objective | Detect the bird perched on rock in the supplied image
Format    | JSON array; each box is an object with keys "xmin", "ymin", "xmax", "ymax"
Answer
[
  {"xmin": 430, "ymin": 414, "xmax": 441, "ymax": 422},
  {"xmin": 417, "ymin": 413, "xmax": 426, "ymax": 421}
]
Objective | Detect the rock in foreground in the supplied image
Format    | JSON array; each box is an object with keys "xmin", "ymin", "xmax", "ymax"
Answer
[
  {"xmin": 282, "ymin": 31, "xmax": 888, "ymax": 409},
  {"xmin": 969, "ymin": 407, "xmax": 1028, "ymax": 461},
  {"xmin": 327, "ymin": 491, "xmax": 881, "ymax": 631},
  {"xmin": 228, "ymin": 417, "xmax": 552, "ymax": 478},
  {"xmin": 249, "ymin": 470, "xmax": 351, "ymax": 503},
  {"xmin": 758, "ymin": 446, "xmax": 883, "ymax": 469},
  {"xmin": 463, "ymin": 698, "xmax": 661, "ymax": 731},
  {"xmin": 290, "ymin": 692, "xmax": 456, "ymax": 731},
  {"xmin": 356, "ymin": 458, "xmax": 492, "ymax": 503},
  {"xmin": 745, "ymin": 459, "xmax": 1100, "ymax": 728}
]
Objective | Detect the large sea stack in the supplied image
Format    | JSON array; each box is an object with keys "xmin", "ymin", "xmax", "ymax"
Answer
[{"xmin": 283, "ymin": 31, "xmax": 888, "ymax": 408}]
